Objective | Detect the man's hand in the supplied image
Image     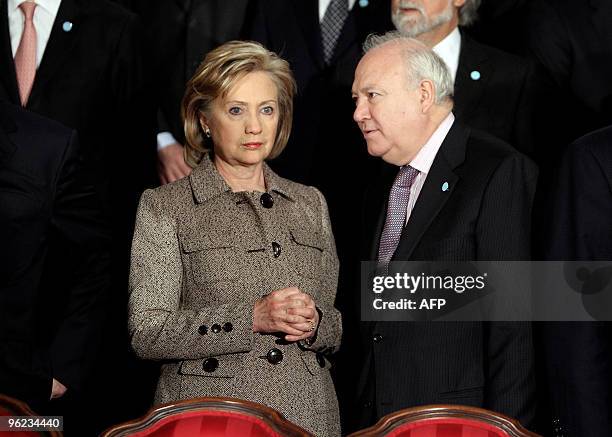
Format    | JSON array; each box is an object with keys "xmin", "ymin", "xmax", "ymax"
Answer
[
  {"xmin": 50, "ymin": 378, "xmax": 67, "ymax": 400},
  {"xmin": 157, "ymin": 143, "xmax": 192, "ymax": 185}
]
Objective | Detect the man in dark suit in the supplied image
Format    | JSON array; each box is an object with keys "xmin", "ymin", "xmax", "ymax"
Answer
[
  {"xmin": 1, "ymin": 1, "xmax": 156, "ymax": 432},
  {"xmin": 350, "ymin": 33, "xmax": 536, "ymax": 430},
  {"xmin": 126, "ymin": 0, "xmax": 251, "ymax": 185},
  {"xmin": 385, "ymin": 0, "xmax": 539, "ymax": 157},
  {"xmin": 0, "ymin": 0, "xmax": 156, "ymax": 230},
  {"xmin": 542, "ymin": 126, "xmax": 612, "ymax": 437},
  {"xmin": 0, "ymin": 101, "xmax": 109, "ymax": 414}
]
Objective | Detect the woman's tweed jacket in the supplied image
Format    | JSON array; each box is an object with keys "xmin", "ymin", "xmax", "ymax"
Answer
[{"xmin": 128, "ymin": 154, "xmax": 342, "ymax": 436}]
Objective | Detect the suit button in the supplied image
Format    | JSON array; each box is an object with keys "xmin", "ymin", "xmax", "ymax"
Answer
[
  {"xmin": 272, "ymin": 242, "xmax": 282, "ymax": 258},
  {"xmin": 260, "ymin": 192, "xmax": 274, "ymax": 208},
  {"xmin": 222, "ymin": 322, "xmax": 233, "ymax": 332},
  {"xmin": 211, "ymin": 323, "xmax": 221, "ymax": 333},
  {"xmin": 266, "ymin": 348, "xmax": 283, "ymax": 364},
  {"xmin": 373, "ymin": 334, "xmax": 383, "ymax": 343},
  {"xmin": 316, "ymin": 353, "xmax": 326, "ymax": 368},
  {"xmin": 198, "ymin": 325, "xmax": 208, "ymax": 335},
  {"xmin": 364, "ymin": 401, "xmax": 373, "ymax": 408},
  {"xmin": 202, "ymin": 358, "xmax": 218, "ymax": 372}
]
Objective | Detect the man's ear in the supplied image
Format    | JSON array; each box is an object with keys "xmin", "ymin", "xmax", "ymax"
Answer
[
  {"xmin": 419, "ymin": 79, "xmax": 436, "ymax": 113},
  {"xmin": 453, "ymin": 0, "xmax": 467, "ymax": 7}
]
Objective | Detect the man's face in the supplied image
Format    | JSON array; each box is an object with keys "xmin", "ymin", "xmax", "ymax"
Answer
[
  {"xmin": 351, "ymin": 44, "xmax": 428, "ymax": 166},
  {"xmin": 391, "ymin": 0, "xmax": 459, "ymax": 39}
]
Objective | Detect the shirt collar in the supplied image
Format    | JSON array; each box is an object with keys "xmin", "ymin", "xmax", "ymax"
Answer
[
  {"xmin": 9, "ymin": 0, "xmax": 61, "ymax": 16},
  {"xmin": 432, "ymin": 27, "xmax": 461, "ymax": 82},
  {"xmin": 189, "ymin": 153, "xmax": 298, "ymax": 204},
  {"xmin": 409, "ymin": 112, "xmax": 455, "ymax": 175}
]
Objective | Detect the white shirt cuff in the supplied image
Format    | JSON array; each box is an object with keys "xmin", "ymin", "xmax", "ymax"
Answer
[{"xmin": 157, "ymin": 132, "xmax": 178, "ymax": 151}]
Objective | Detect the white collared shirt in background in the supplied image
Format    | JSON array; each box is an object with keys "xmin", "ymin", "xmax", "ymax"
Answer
[
  {"xmin": 432, "ymin": 27, "xmax": 461, "ymax": 83},
  {"xmin": 8, "ymin": 0, "xmax": 61, "ymax": 68},
  {"xmin": 404, "ymin": 112, "xmax": 455, "ymax": 224}
]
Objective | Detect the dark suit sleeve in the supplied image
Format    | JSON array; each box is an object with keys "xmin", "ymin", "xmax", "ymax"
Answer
[
  {"xmin": 542, "ymin": 141, "xmax": 612, "ymax": 436},
  {"xmin": 476, "ymin": 153, "xmax": 537, "ymax": 259},
  {"xmin": 48, "ymin": 132, "xmax": 111, "ymax": 392},
  {"xmin": 476, "ymin": 153, "xmax": 538, "ymax": 426}
]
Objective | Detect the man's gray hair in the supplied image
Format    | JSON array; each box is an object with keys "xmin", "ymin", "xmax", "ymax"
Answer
[
  {"xmin": 459, "ymin": 0, "xmax": 481, "ymax": 27},
  {"xmin": 363, "ymin": 31, "xmax": 453, "ymax": 105}
]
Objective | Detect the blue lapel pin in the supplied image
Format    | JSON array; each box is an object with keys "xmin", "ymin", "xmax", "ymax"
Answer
[
  {"xmin": 359, "ymin": 0, "xmax": 369, "ymax": 7},
  {"xmin": 470, "ymin": 70, "xmax": 481, "ymax": 81},
  {"xmin": 62, "ymin": 21, "xmax": 73, "ymax": 32},
  {"xmin": 442, "ymin": 182, "xmax": 449, "ymax": 192}
]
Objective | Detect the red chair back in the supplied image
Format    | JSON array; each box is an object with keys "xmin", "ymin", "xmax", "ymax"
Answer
[
  {"xmin": 101, "ymin": 397, "xmax": 312, "ymax": 437},
  {"xmin": 348, "ymin": 405, "xmax": 540, "ymax": 437}
]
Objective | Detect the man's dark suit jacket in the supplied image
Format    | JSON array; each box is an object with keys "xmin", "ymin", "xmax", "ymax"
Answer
[
  {"xmin": 127, "ymin": 0, "xmax": 251, "ymax": 146},
  {"xmin": 0, "ymin": 0, "xmax": 156, "ymax": 234},
  {"xmin": 1, "ymin": 2, "xmax": 156, "ymax": 430},
  {"xmin": 354, "ymin": 121, "xmax": 538, "ymax": 430},
  {"xmin": 527, "ymin": 0, "xmax": 612, "ymax": 146},
  {"xmin": 542, "ymin": 126, "xmax": 612, "ymax": 437},
  {"xmin": 0, "ymin": 101, "xmax": 110, "ymax": 411},
  {"xmin": 454, "ymin": 34, "xmax": 540, "ymax": 158}
]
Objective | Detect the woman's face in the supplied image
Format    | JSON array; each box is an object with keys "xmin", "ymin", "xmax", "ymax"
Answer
[{"xmin": 203, "ymin": 71, "xmax": 279, "ymax": 168}]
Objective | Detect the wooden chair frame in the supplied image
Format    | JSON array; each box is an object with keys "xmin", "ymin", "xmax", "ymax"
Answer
[
  {"xmin": 0, "ymin": 393, "xmax": 63, "ymax": 437},
  {"xmin": 348, "ymin": 404, "xmax": 541, "ymax": 437},
  {"xmin": 101, "ymin": 396, "xmax": 313, "ymax": 437}
]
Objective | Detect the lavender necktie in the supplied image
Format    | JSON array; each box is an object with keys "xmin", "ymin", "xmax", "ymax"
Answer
[
  {"xmin": 377, "ymin": 165, "xmax": 419, "ymax": 263},
  {"xmin": 321, "ymin": 0, "xmax": 348, "ymax": 64}
]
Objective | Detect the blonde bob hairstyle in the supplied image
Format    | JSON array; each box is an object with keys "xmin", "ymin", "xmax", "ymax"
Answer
[{"xmin": 182, "ymin": 40, "xmax": 297, "ymax": 168}]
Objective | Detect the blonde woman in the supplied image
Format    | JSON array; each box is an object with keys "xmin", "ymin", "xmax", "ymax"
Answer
[{"xmin": 128, "ymin": 41, "xmax": 341, "ymax": 436}]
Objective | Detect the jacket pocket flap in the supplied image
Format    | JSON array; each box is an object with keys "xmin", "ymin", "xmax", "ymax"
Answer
[{"xmin": 290, "ymin": 228, "xmax": 323, "ymax": 251}]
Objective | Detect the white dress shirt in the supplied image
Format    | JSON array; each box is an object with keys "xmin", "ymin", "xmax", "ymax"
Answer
[
  {"xmin": 432, "ymin": 27, "xmax": 461, "ymax": 83},
  {"xmin": 404, "ymin": 112, "xmax": 455, "ymax": 224},
  {"xmin": 8, "ymin": 0, "xmax": 61, "ymax": 68}
]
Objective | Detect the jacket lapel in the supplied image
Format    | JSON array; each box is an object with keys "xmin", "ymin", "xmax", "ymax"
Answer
[
  {"xmin": 0, "ymin": 0, "xmax": 20, "ymax": 104},
  {"xmin": 291, "ymin": 0, "xmax": 325, "ymax": 69},
  {"xmin": 392, "ymin": 122, "xmax": 468, "ymax": 260},
  {"xmin": 453, "ymin": 34, "xmax": 491, "ymax": 121},
  {"xmin": 27, "ymin": 0, "xmax": 81, "ymax": 106}
]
